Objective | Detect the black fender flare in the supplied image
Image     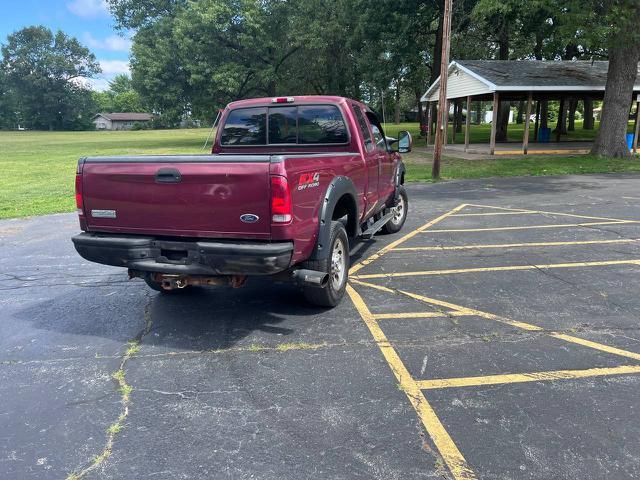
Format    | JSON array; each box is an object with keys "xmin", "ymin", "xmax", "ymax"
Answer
[
  {"xmin": 310, "ymin": 176, "xmax": 359, "ymax": 260},
  {"xmin": 395, "ymin": 161, "xmax": 406, "ymax": 187},
  {"xmin": 389, "ymin": 161, "xmax": 406, "ymax": 205}
]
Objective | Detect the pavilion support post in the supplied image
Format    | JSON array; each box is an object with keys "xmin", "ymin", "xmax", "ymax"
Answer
[
  {"xmin": 556, "ymin": 96, "xmax": 565, "ymax": 143},
  {"xmin": 634, "ymin": 99, "xmax": 639, "ymax": 154},
  {"xmin": 465, "ymin": 95, "xmax": 471, "ymax": 152},
  {"xmin": 523, "ymin": 92, "xmax": 533, "ymax": 154},
  {"xmin": 451, "ymin": 100, "xmax": 456, "ymax": 144},
  {"xmin": 444, "ymin": 100, "xmax": 449, "ymax": 146},
  {"xmin": 490, "ymin": 92, "xmax": 499, "ymax": 155},
  {"xmin": 426, "ymin": 102, "xmax": 432, "ymax": 145},
  {"xmin": 534, "ymin": 100, "xmax": 540, "ymax": 143}
]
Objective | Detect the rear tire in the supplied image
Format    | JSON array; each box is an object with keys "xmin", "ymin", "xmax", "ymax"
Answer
[
  {"xmin": 302, "ymin": 221, "xmax": 349, "ymax": 307},
  {"xmin": 381, "ymin": 186, "xmax": 408, "ymax": 234}
]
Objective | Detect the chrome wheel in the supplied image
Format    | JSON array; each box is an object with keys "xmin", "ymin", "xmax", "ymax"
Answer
[
  {"xmin": 330, "ymin": 237, "xmax": 347, "ymax": 290},
  {"xmin": 390, "ymin": 194, "xmax": 406, "ymax": 226}
]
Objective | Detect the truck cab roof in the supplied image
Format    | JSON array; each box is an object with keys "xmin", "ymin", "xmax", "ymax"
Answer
[{"xmin": 225, "ymin": 95, "xmax": 370, "ymax": 112}]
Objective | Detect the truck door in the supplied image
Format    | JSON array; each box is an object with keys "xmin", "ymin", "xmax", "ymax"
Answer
[
  {"xmin": 352, "ymin": 104, "xmax": 379, "ymax": 218},
  {"xmin": 366, "ymin": 112, "xmax": 395, "ymax": 209}
]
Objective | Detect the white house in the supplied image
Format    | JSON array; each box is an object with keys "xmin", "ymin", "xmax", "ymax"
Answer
[{"xmin": 93, "ymin": 112, "xmax": 154, "ymax": 130}]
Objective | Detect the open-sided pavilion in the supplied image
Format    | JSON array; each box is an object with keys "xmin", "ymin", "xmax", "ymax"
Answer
[{"xmin": 421, "ymin": 60, "xmax": 640, "ymax": 155}]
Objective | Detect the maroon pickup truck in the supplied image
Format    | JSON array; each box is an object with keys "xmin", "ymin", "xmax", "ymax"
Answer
[{"xmin": 72, "ymin": 96, "xmax": 411, "ymax": 306}]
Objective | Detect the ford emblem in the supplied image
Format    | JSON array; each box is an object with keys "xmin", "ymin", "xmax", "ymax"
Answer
[{"xmin": 240, "ymin": 214, "xmax": 260, "ymax": 223}]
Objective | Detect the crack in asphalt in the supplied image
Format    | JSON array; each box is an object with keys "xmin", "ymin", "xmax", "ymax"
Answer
[{"xmin": 65, "ymin": 293, "xmax": 154, "ymax": 480}]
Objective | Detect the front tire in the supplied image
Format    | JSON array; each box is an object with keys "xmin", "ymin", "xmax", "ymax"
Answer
[
  {"xmin": 381, "ymin": 185, "xmax": 408, "ymax": 234},
  {"xmin": 302, "ymin": 221, "xmax": 349, "ymax": 307}
]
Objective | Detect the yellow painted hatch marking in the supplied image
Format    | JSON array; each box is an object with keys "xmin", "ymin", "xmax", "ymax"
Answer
[
  {"xmin": 372, "ymin": 311, "xmax": 472, "ymax": 319},
  {"xmin": 422, "ymin": 221, "xmax": 638, "ymax": 234},
  {"xmin": 349, "ymin": 204, "xmax": 467, "ymax": 275},
  {"xmin": 345, "ymin": 203, "xmax": 640, "ymax": 479},
  {"xmin": 352, "ymin": 259, "xmax": 640, "ymax": 279},
  {"xmin": 451, "ymin": 211, "xmax": 539, "ymax": 217},
  {"xmin": 549, "ymin": 333, "xmax": 640, "ymax": 362},
  {"xmin": 417, "ymin": 365, "xmax": 640, "ymax": 390},
  {"xmin": 347, "ymin": 284, "xmax": 477, "ymax": 480},
  {"xmin": 352, "ymin": 279, "xmax": 640, "ymax": 360},
  {"xmin": 465, "ymin": 203, "xmax": 639, "ymax": 223},
  {"xmin": 392, "ymin": 239, "xmax": 640, "ymax": 252}
]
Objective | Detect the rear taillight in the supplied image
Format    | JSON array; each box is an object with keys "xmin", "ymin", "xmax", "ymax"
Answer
[
  {"xmin": 270, "ymin": 176, "xmax": 292, "ymax": 223},
  {"xmin": 75, "ymin": 174, "xmax": 83, "ymax": 215}
]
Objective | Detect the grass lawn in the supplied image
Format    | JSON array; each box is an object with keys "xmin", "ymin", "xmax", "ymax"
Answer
[
  {"xmin": 0, "ymin": 123, "xmax": 638, "ymax": 219},
  {"xmin": 0, "ymin": 128, "xmax": 214, "ymax": 219},
  {"xmin": 402, "ymin": 153, "xmax": 640, "ymax": 182}
]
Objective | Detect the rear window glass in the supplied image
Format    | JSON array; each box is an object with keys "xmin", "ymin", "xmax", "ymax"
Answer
[
  {"xmin": 220, "ymin": 107, "xmax": 266, "ymax": 145},
  {"xmin": 221, "ymin": 105, "xmax": 348, "ymax": 146},
  {"xmin": 268, "ymin": 106, "xmax": 297, "ymax": 144},
  {"xmin": 298, "ymin": 106, "xmax": 348, "ymax": 144}
]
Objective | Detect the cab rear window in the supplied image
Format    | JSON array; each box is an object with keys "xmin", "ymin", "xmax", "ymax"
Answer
[{"xmin": 220, "ymin": 105, "xmax": 348, "ymax": 146}]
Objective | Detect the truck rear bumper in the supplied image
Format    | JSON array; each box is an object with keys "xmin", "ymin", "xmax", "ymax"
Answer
[{"xmin": 72, "ymin": 233, "xmax": 294, "ymax": 276}]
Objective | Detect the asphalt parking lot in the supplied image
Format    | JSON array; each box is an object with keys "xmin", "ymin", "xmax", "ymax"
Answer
[{"xmin": 2, "ymin": 173, "xmax": 640, "ymax": 480}]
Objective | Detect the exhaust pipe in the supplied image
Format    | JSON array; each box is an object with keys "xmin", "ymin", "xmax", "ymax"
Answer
[{"xmin": 292, "ymin": 269, "xmax": 329, "ymax": 288}]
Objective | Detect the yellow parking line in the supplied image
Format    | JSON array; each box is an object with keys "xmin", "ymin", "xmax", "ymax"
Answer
[
  {"xmin": 549, "ymin": 333, "xmax": 640, "ymax": 362},
  {"xmin": 466, "ymin": 203, "xmax": 639, "ymax": 223},
  {"xmin": 417, "ymin": 365, "xmax": 640, "ymax": 389},
  {"xmin": 347, "ymin": 284, "xmax": 477, "ymax": 480},
  {"xmin": 352, "ymin": 279, "xmax": 640, "ymax": 361},
  {"xmin": 349, "ymin": 204, "xmax": 467, "ymax": 275},
  {"xmin": 423, "ymin": 221, "xmax": 637, "ymax": 233},
  {"xmin": 352, "ymin": 259, "xmax": 640, "ymax": 279},
  {"xmin": 393, "ymin": 239, "xmax": 640, "ymax": 252},
  {"xmin": 451, "ymin": 211, "xmax": 538, "ymax": 217},
  {"xmin": 373, "ymin": 311, "xmax": 471, "ymax": 319}
]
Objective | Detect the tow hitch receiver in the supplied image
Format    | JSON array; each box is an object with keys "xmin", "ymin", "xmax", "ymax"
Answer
[{"xmin": 128, "ymin": 270, "xmax": 247, "ymax": 290}]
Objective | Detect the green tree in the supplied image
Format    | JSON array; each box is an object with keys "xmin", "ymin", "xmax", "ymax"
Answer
[
  {"xmin": 1, "ymin": 26, "xmax": 100, "ymax": 130},
  {"xmin": 108, "ymin": 73, "xmax": 134, "ymax": 95},
  {"xmin": 561, "ymin": 0, "xmax": 640, "ymax": 157}
]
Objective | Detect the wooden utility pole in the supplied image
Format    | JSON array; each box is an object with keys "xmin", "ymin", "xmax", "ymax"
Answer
[{"xmin": 432, "ymin": 0, "xmax": 453, "ymax": 179}]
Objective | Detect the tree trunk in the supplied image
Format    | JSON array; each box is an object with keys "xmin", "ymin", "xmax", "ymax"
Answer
[
  {"xmin": 495, "ymin": 101, "xmax": 510, "ymax": 142},
  {"xmin": 416, "ymin": 89, "xmax": 425, "ymax": 134},
  {"xmin": 568, "ymin": 98, "xmax": 577, "ymax": 131},
  {"xmin": 455, "ymin": 100, "xmax": 463, "ymax": 133},
  {"xmin": 592, "ymin": 41, "xmax": 640, "ymax": 157},
  {"xmin": 540, "ymin": 101, "xmax": 548, "ymax": 129},
  {"xmin": 394, "ymin": 82, "xmax": 401, "ymax": 124},
  {"xmin": 475, "ymin": 101, "xmax": 483, "ymax": 125},
  {"xmin": 430, "ymin": 5, "xmax": 444, "ymax": 85},
  {"xmin": 516, "ymin": 101, "xmax": 524, "ymax": 124},
  {"xmin": 583, "ymin": 98, "xmax": 594, "ymax": 130}
]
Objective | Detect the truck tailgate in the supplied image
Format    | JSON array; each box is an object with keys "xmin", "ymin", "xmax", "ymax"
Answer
[{"xmin": 81, "ymin": 155, "xmax": 272, "ymax": 239}]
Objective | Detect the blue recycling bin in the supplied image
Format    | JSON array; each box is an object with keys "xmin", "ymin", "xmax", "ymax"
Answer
[
  {"xmin": 627, "ymin": 133, "xmax": 635, "ymax": 150},
  {"xmin": 538, "ymin": 127, "xmax": 551, "ymax": 143}
]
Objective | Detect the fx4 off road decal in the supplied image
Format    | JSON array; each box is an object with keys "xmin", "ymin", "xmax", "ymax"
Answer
[{"xmin": 298, "ymin": 172, "xmax": 320, "ymax": 191}]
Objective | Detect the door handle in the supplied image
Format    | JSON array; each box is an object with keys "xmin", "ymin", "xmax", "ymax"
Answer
[{"xmin": 155, "ymin": 168, "xmax": 182, "ymax": 183}]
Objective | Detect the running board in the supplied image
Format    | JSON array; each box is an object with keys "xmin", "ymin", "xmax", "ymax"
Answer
[{"xmin": 361, "ymin": 212, "xmax": 394, "ymax": 239}]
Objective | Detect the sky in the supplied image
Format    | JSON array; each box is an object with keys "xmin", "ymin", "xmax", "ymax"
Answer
[{"xmin": 0, "ymin": 0, "xmax": 130, "ymax": 91}]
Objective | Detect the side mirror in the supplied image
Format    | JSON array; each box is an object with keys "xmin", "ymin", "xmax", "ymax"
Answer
[{"xmin": 398, "ymin": 130, "xmax": 412, "ymax": 153}]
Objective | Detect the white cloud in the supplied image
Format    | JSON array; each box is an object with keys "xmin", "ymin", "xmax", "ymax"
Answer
[
  {"xmin": 67, "ymin": 0, "xmax": 109, "ymax": 18},
  {"xmin": 74, "ymin": 77, "xmax": 110, "ymax": 91},
  {"xmin": 99, "ymin": 59, "xmax": 130, "ymax": 75},
  {"xmin": 83, "ymin": 33, "xmax": 132, "ymax": 52}
]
